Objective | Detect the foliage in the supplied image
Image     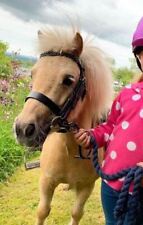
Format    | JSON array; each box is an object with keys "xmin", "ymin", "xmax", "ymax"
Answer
[
  {"xmin": 110, "ymin": 57, "xmax": 140, "ymax": 90},
  {"xmin": 0, "ymin": 41, "xmax": 12, "ymax": 78},
  {"xmin": 129, "ymin": 57, "xmax": 140, "ymax": 72},
  {"xmin": 0, "ymin": 122, "xmax": 23, "ymax": 181},
  {"xmin": 0, "ymin": 65, "xmax": 31, "ymax": 182},
  {"xmin": 10, "ymin": 50, "xmax": 35, "ymax": 69},
  {"xmin": 0, "ymin": 41, "xmax": 36, "ymax": 182},
  {"xmin": 21, "ymin": 60, "xmax": 35, "ymax": 68},
  {"xmin": 113, "ymin": 67, "xmax": 134, "ymax": 85}
]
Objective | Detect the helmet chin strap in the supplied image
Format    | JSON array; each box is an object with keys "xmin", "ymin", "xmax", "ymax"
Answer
[{"xmin": 134, "ymin": 54, "xmax": 143, "ymax": 72}]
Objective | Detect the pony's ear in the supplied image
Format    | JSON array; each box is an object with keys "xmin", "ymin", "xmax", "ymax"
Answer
[{"xmin": 72, "ymin": 32, "xmax": 83, "ymax": 56}]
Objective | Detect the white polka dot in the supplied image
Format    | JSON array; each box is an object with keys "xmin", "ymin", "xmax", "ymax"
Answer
[
  {"xmin": 103, "ymin": 179, "xmax": 108, "ymax": 184},
  {"xmin": 121, "ymin": 121, "xmax": 129, "ymax": 130},
  {"xmin": 125, "ymin": 84, "xmax": 131, "ymax": 89},
  {"xmin": 132, "ymin": 94, "xmax": 141, "ymax": 101},
  {"xmin": 119, "ymin": 177, "xmax": 125, "ymax": 182},
  {"xmin": 139, "ymin": 109, "xmax": 143, "ymax": 118},
  {"xmin": 109, "ymin": 133, "xmax": 114, "ymax": 140},
  {"xmin": 121, "ymin": 107, "xmax": 124, "ymax": 113},
  {"xmin": 116, "ymin": 102, "xmax": 120, "ymax": 110},
  {"xmin": 135, "ymin": 88, "xmax": 140, "ymax": 93},
  {"xmin": 127, "ymin": 141, "xmax": 136, "ymax": 151},
  {"xmin": 104, "ymin": 133, "xmax": 109, "ymax": 142},
  {"xmin": 110, "ymin": 150, "xmax": 117, "ymax": 159}
]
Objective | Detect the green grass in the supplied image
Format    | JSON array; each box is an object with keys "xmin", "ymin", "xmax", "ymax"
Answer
[{"xmin": 0, "ymin": 167, "xmax": 104, "ymax": 225}]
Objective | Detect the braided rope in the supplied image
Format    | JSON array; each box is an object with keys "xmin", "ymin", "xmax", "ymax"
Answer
[{"xmin": 91, "ymin": 136, "xmax": 143, "ymax": 225}]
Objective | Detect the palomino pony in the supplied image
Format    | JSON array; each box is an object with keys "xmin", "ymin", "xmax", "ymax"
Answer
[{"xmin": 14, "ymin": 26, "xmax": 113, "ymax": 225}]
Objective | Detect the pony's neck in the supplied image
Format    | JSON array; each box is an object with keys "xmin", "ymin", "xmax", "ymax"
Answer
[{"xmin": 68, "ymin": 97, "xmax": 94, "ymax": 129}]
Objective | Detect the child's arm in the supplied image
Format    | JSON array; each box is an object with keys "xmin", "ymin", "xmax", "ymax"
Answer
[
  {"xmin": 91, "ymin": 94, "xmax": 122, "ymax": 147},
  {"xmin": 137, "ymin": 162, "xmax": 143, "ymax": 167},
  {"xmin": 74, "ymin": 93, "xmax": 122, "ymax": 149},
  {"xmin": 136, "ymin": 162, "xmax": 143, "ymax": 186}
]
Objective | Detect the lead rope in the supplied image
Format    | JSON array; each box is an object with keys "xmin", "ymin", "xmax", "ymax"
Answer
[{"xmin": 90, "ymin": 135, "xmax": 143, "ymax": 225}]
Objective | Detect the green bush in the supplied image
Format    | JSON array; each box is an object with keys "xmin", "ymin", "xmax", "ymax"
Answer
[
  {"xmin": 0, "ymin": 74, "xmax": 30, "ymax": 182},
  {"xmin": 113, "ymin": 67, "xmax": 135, "ymax": 86},
  {"xmin": 0, "ymin": 125, "xmax": 23, "ymax": 182},
  {"xmin": 0, "ymin": 41, "xmax": 12, "ymax": 78}
]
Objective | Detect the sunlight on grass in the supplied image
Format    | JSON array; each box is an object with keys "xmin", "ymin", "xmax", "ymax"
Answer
[{"xmin": 0, "ymin": 166, "xmax": 104, "ymax": 225}]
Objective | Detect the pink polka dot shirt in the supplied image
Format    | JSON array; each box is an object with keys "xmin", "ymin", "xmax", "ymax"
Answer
[{"xmin": 91, "ymin": 82, "xmax": 143, "ymax": 191}]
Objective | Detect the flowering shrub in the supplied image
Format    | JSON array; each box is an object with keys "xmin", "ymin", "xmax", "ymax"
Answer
[
  {"xmin": 0, "ymin": 57, "xmax": 31, "ymax": 182},
  {"xmin": 0, "ymin": 41, "xmax": 12, "ymax": 78}
]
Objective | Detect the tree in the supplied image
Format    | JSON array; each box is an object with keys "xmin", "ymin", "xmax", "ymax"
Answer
[
  {"xmin": 0, "ymin": 41, "xmax": 12, "ymax": 78},
  {"xmin": 113, "ymin": 67, "xmax": 134, "ymax": 86},
  {"xmin": 129, "ymin": 57, "xmax": 140, "ymax": 73}
]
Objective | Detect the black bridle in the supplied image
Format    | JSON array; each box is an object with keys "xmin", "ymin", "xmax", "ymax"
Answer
[
  {"xmin": 25, "ymin": 50, "xmax": 91, "ymax": 159},
  {"xmin": 25, "ymin": 50, "xmax": 86, "ymax": 133}
]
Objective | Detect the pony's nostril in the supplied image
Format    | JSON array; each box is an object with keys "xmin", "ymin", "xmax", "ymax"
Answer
[
  {"xmin": 15, "ymin": 124, "xmax": 21, "ymax": 136},
  {"xmin": 25, "ymin": 124, "xmax": 35, "ymax": 137}
]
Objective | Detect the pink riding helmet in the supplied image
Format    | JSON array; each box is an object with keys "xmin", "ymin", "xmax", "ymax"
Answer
[
  {"xmin": 132, "ymin": 17, "xmax": 143, "ymax": 71},
  {"xmin": 132, "ymin": 17, "xmax": 143, "ymax": 53}
]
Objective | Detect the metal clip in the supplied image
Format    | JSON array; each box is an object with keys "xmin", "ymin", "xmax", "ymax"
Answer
[{"xmin": 50, "ymin": 116, "xmax": 63, "ymax": 130}]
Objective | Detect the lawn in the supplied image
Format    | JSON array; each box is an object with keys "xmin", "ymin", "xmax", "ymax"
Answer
[
  {"xmin": 0, "ymin": 71, "xmax": 104, "ymax": 225},
  {"xmin": 0, "ymin": 166, "xmax": 104, "ymax": 225}
]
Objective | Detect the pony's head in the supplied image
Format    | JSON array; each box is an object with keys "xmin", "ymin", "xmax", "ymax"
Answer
[{"xmin": 14, "ymin": 26, "xmax": 113, "ymax": 148}]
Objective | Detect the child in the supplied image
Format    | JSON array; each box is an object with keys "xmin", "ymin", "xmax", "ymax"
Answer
[{"xmin": 74, "ymin": 17, "xmax": 143, "ymax": 225}]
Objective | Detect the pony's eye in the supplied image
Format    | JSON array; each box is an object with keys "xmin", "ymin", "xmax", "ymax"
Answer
[{"xmin": 62, "ymin": 75, "xmax": 75, "ymax": 86}]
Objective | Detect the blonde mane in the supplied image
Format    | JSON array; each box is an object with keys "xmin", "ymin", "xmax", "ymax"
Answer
[{"xmin": 37, "ymin": 26, "xmax": 113, "ymax": 121}]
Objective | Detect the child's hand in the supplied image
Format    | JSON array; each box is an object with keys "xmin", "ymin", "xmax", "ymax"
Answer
[
  {"xmin": 137, "ymin": 162, "xmax": 143, "ymax": 167},
  {"xmin": 73, "ymin": 128, "xmax": 91, "ymax": 148},
  {"xmin": 137, "ymin": 162, "xmax": 143, "ymax": 186}
]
